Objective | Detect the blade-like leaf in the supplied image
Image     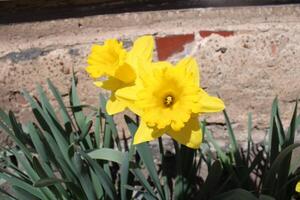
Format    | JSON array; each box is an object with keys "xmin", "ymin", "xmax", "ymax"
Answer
[
  {"xmin": 223, "ymin": 110, "xmax": 242, "ymax": 165},
  {"xmin": 47, "ymin": 79, "xmax": 75, "ymax": 132},
  {"xmin": 100, "ymin": 94, "xmax": 121, "ymax": 151},
  {"xmin": 263, "ymin": 143, "xmax": 300, "ymax": 195},
  {"xmin": 125, "ymin": 115, "xmax": 165, "ymax": 200},
  {"xmin": 8, "ymin": 112, "xmax": 32, "ymax": 160},
  {"xmin": 247, "ymin": 113, "xmax": 253, "ymax": 162},
  {"xmin": 80, "ymin": 150, "xmax": 118, "ymax": 200},
  {"xmin": 212, "ymin": 189, "xmax": 257, "ymax": 200},
  {"xmin": 88, "ymin": 148, "xmax": 127, "ymax": 164},
  {"xmin": 33, "ymin": 178, "xmax": 67, "ymax": 188},
  {"xmin": 120, "ymin": 147, "xmax": 135, "ymax": 200}
]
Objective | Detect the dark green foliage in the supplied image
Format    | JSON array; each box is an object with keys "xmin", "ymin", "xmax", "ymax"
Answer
[
  {"xmin": 0, "ymin": 78, "xmax": 299, "ymax": 200},
  {"xmin": 201, "ymin": 98, "xmax": 300, "ymax": 200}
]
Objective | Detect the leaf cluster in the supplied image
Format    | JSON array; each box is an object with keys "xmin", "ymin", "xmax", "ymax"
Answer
[{"xmin": 0, "ymin": 77, "xmax": 299, "ymax": 200}]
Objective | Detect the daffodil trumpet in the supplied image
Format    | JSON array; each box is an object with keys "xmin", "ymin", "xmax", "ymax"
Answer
[
  {"xmin": 116, "ymin": 57, "xmax": 225, "ymax": 149},
  {"xmin": 86, "ymin": 36, "xmax": 154, "ymax": 115}
]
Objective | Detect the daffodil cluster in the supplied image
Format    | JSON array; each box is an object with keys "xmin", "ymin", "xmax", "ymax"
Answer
[{"xmin": 86, "ymin": 36, "xmax": 225, "ymax": 149}]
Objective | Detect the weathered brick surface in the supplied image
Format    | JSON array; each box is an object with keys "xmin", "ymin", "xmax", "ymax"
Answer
[
  {"xmin": 199, "ymin": 30, "xmax": 234, "ymax": 38},
  {"xmin": 0, "ymin": 5, "xmax": 300, "ymax": 147},
  {"xmin": 155, "ymin": 34, "xmax": 195, "ymax": 60}
]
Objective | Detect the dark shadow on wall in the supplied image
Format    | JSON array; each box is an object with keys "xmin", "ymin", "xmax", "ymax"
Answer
[{"xmin": 0, "ymin": 0, "xmax": 299, "ymax": 24}]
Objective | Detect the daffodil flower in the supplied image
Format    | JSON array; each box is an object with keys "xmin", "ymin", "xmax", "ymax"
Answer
[
  {"xmin": 86, "ymin": 36, "xmax": 154, "ymax": 115},
  {"xmin": 296, "ymin": 181, "xmax": 300, "ymax": 193},
  {"xmin": 116, "ymin": 57, "xmax": 225, "ymax": 149}
]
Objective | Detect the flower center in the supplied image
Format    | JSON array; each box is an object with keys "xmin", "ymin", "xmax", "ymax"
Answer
[{"xmin": 163, "ymin": 95, "xmax": 175, "ymax": 107}]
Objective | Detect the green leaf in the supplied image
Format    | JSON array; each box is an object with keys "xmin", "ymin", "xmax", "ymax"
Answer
[
  {"xmin": 90, "ymin": 169, "xmax": 104, "ymax": 199},
  {"xmin": 65, "ymin": 182, "xmax": 86, "ymax": 200},
  {"xmin": 36, "ymin": 84, "xmax": 57, "ymax": 121},
  {"xmin": 263, "ymin": 143, "xmax": 300, "ymax": 195},
  {"xmin": 47, "ymin": 79, "xmax": 74, "ymax": 132},
  {"xmin": 33, "ymin": 178, "xmax": 67, "ymax": 187},
  {"xmin": 285, "ymin": 100, "xmax": 298, "ymax": 147},
  {"xmin": 132, "ymin": 168, "xmax": 156, "ymax": 197},
  {"xmin": 143, "ymin": 192, "xmax": 158, "ymax": 200},
  {"xmin": 212, "ymin": 189, "xmax": 258, "ymax": 200},
  {"xmin": 121, "ymin": 147, "xmax": 135, "ymax": 200},
  {"xmin": 259, "ymin": 194, "xmax": 276, "ymax": 200},
  {"xmin": 275, "ymin": 102, "xmax": 298, "ymax": 199},
  {"xmin": 103, "ymin": 122, "xmax": 113, "ymax": 149},
  {"xmin": 71, "ymin": 151, "xmax": 96, "ymax": 200},
  {"xmin": 94, "ymin": 101, "xmax": 102, "ymax": 148},
  {"xmin": 88, "ymin": 148, "xmax": 127, "ymax": 164},
  {"xmin": 289, "ymin": 153, "xmax": 300, "ymax": 174},
  {"xmin": 275, "ymin": 109, "xmax": 285, "ymax": 148},
  {"xmin": 0, "ymin": 187, "xmax": 17, "ymax": 200},
  {"xmin": 204, "ymin": 123, "xmax": 228, "ymax": 164},
  {"xmin": 80, "ymin": 150, "xmax": 118, "ymax": 200},
  {"xmin": 100, "ymin": 94, "xmax": 121, "ymax": 151},
  {"xmin": 201, "ymin": 161, "xmax": 223, "ymax": 198},
  {"xmin": 270, "ymin": 118, "xmax": 280, "ymax": 165},
  {"xmin": 162, "ymin": 177, "xmax": 170, "ymax": 200},
  {"xmin": 0, "ymin": 173, "xmax": 44, "ymax": 200},
  {"xmin": 27, "ymin": 123, "xmax": 49, "ymax": 163},
  {"xmin": 0, "ymin": 108, "xmax": 11, "ymax": 128},
  {"xmin": 125, "ymin": 115, "xmax": 165, "ymax": 200},
  {"xmin": 247, "ymin": 113, "xmax": 253, "ymax": 162},
  {"xmin": 223, "ymin": 110, "xmax": 242, "ymax": 165},
  {"xmin": 42, "ymin": 131, "xmax": 77, "ymax": 183},
  {"xmin": 13, "ymin": 186, "xmax": 40, "ymax": 200},
  {"xmin": 268, "ymin": 98, "xmax": 278, "ymax": 158},
  {"xmin": 32, "ymin": 156, "xmax": 69, "ymax": 199},
  {"xmin": 7, "ymin": 112, "xmax": 32, "ymax": 160},
  {"xmin": 259, "ymin": 195, "xmax": 276, "ymax": 200},
  {"xmin": 70, "ymin": 76, "xmax": 86, "ymax": 135},
  {"xmin": 22, "ymin": 90, "xmax": 74, "ymax": 171},
  {"xmin": 11, "ymin": 150, "xmax": 55, "ymax": 200}
]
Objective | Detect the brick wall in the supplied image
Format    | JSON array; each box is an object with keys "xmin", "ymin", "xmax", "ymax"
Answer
[{"xmin": 0, "ymin": 5, "xmax": 300, "ymax": 147}]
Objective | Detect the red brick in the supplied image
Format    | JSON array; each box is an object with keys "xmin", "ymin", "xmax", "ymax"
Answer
[
  {"xmin": 271, "ymin": 42, "xmax": 277, "ymax": 57},
  {"xmin": 155, "ymin": 34, "xmax": 194, "ymax": 60},
  {"xmin": 199, "ymin": 31, "xmax": 234, "ymax": 38}
]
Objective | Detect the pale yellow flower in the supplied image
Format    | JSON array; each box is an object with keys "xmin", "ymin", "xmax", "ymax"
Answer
[
  {"xmin": 296, "ymin": 181, "xmax": 300, "ymax": 193},
  {"xmin": 86, "ymin": 36, "xmax": 154, "ymax": 115},
  {"xmin": 116, "ymin": 57, "xmax": 225, "ymax": 149}
]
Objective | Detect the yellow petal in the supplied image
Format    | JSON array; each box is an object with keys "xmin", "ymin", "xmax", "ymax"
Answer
[
  {"xmin": 176, "ymin": 57, "xmax": 200, "ymax": 85},
  {"xmin": 127, "ymin": 35, "xmax": 154, "ymax": 69},
  {"xmin": 93, "ymin": 81, "xmax": 103, "ymax": 88},
  {"xmin": 86, "ymin": 65, "xmax": 104, "ymax": 78},
  {"xmin": 167, "ymin": 116, "xmax": 202, "ymax": 149},
  {"xmin": 198, "ymin": 89, "xmax": 225, "ymax": 113},
  {"xmin": 115, "ymin": 85, "xmax": 139, "ymax": 101},
  {"xmin": 115, "ymin": 85, "xmax": 143, "ymax": 115},
  {"xmin": 106, "ymin": 95, "xmax": 126, "ymax": 115},
  {"xmin": 86, "ymin": 39, "xmax": 128, "ymax": 79},
  {"xmin": 133, "ymin": 120, "xmax": 164, "ymax": 145},
  {"xmin": 127, "ymin": 103, "xmax": 143, "ymax": 116},
  {"xmin": 296, "ymin": 181, "xmax": 300, "ymax": 193},
  {"xmin": 114, "ymin": 63, "xmax": 136, "ymax": 83},
  {"xmin": 101, "ymin": 77, "xmax": 125, "ymax": 91}
]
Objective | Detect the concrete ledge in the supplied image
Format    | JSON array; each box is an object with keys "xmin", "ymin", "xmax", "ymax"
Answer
[
  {"xmin": 0, "ymin": 5, "xmax": 300, "ymax": 146},
  {"xmin": 0, "ymin": 1, "xmax": 298, "ymax": 23}
]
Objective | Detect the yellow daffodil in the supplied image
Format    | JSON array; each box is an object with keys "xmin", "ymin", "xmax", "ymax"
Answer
[
  {"xmin": 115, "ymin": 57, "xmax": 225, "ymax": 149},
  {"xmin": 86, "ymin": 36, "xmax": 154, "ymax": 115},
  {"xmin": 296, "ymin": 181, "xmax": 300, "ymax": 193}
]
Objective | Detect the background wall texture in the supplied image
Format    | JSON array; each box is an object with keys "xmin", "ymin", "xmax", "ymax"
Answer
[{"xmin": 0, "ymin": 5, "xmax": 300, "ymax": 147}]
